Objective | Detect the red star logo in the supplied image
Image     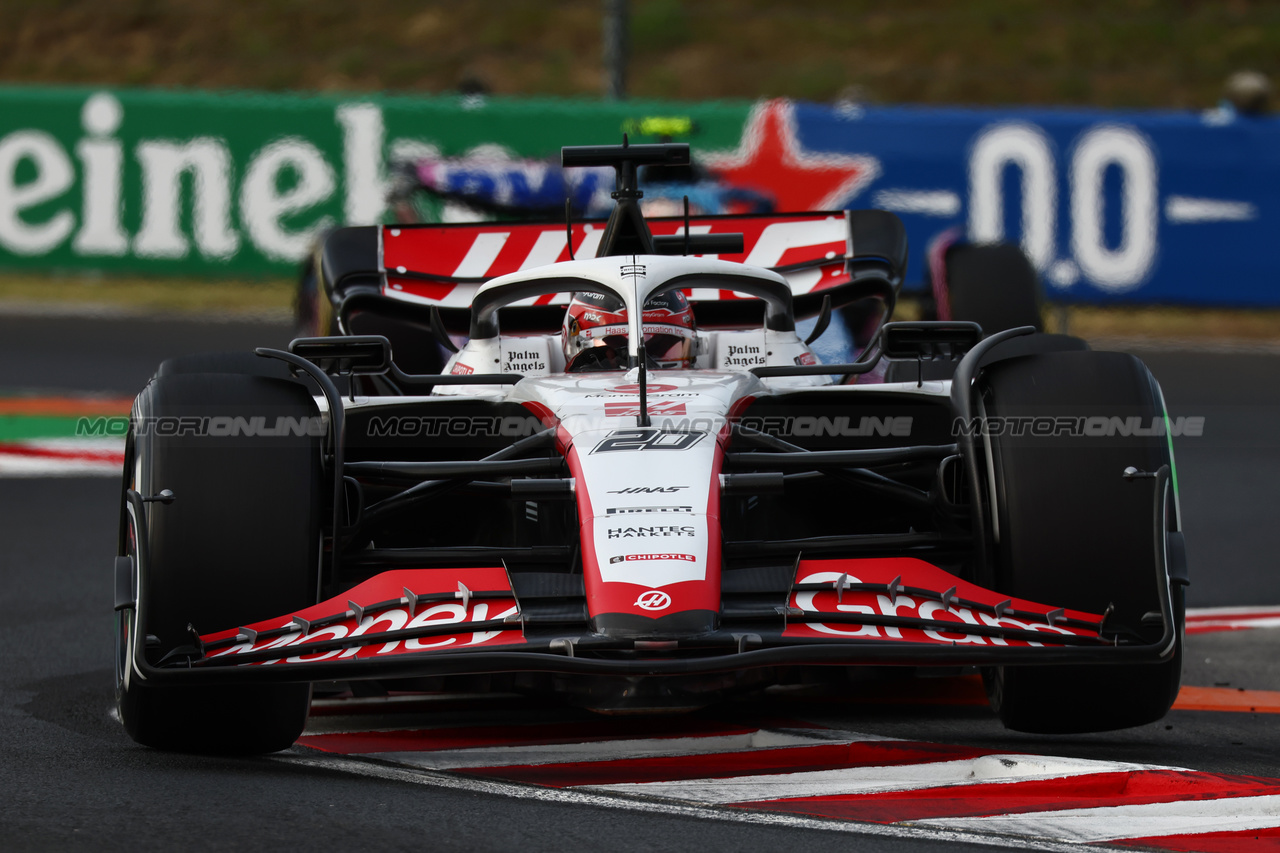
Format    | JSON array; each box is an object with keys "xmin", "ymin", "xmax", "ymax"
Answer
[{"xmin": 704, "ymin": 99, "xmax": 880, "ymax": 212}]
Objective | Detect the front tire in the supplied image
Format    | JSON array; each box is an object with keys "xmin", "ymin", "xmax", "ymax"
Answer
[
  {"xmin": 116, "ymin": 367, "xmax": 322, "ymax": 753},
  {"xmin": 978, "ymin": 350, "xmax": 1184, "ymax": 734}
]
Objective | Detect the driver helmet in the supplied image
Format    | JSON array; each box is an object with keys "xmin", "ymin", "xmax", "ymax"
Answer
[{"xmin": 562, "ymin": 290, "xmax": 697, "ymax": 372}]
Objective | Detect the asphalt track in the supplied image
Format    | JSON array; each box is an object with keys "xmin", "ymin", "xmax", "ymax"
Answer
[{"xmin": 2, "ymin": 314, "xmax": 1279, "ymax": 852}]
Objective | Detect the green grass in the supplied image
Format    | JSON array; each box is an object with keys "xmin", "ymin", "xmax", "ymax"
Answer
[
  {"xmin": 0, "ymin": 272, "xmax": 294, "ymax": 315},
  {"xmin": 1058, "ymin": 304, "xmax": 1280, "ymax": 343},
  {"xmin": 0, "ymin": 1, "xmax": 1275, "ymax": 109}
]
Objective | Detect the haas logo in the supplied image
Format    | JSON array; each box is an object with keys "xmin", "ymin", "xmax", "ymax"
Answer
[{"xmin": 635, "ymin": 590, "xmax": 672, "ymax": 611}]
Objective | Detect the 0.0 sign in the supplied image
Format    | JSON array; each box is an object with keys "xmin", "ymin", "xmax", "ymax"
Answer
[{"xmin": 969, "ymin": 122, "xmax": 1158, "ymax": 292}]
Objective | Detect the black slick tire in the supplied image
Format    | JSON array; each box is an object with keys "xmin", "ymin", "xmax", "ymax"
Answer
[
  {"xmin": 155, "ymin": 351, "xmax": 292, "ymax": 380},
  {"xmin": 978, "ymin": 350, "xmax": 1183, "ymax": 734},
  {"xmin": 946, "ymin": 242, "xmax": 1043, "ymax": 335},
  {"xmin": 116, "ymin": 366, "xmax": 321, "ymax": 753}
]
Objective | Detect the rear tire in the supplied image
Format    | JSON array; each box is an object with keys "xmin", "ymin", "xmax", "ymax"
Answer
[
  {"xmin": 155, "ymin": 351, "xmax": 292, "ymax": 379},
  {"xmin": 946, "ymin": 242, "xmax": 1043, "ymax": 335},
  {"xmin": 978, "ymin": 350, "xmax": 1183, "ymax": 733},
  {"xmin": 116, "ymin": 366, "xmax": 322, "ymax": 753}
]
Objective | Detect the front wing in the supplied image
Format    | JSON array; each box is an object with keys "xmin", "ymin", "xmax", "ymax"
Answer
[{"xmin": 124, "ymin": 554, "xmax": 1178, "ymax": 687}]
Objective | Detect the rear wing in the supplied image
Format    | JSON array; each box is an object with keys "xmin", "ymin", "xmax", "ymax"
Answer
[{"xmin": 319, "ymin": 210, "xmax": 906, "ymax": 318}]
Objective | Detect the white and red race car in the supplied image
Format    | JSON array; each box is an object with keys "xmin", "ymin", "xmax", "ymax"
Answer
[{"xmin": 115, "ymin": 142, "xmax": 1185, "ymax": 753}]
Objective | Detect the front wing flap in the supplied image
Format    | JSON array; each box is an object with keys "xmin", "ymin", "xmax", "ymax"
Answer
[
  {"xmin": 127, "ymin": 555, "xmax": 1174, "ymax": 686},
  {"xmin": 783, "ymin": 558, "xmax": 1104, "ymax": 648},
  {"xmin": 198, "ymin": 566, "xmax": 525, "ymax": 666}
]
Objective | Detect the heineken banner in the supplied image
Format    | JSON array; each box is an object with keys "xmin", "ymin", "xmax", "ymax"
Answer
[{"xmin": 0, "ymin": 85, "xmax": 1276, "ymax": 306}]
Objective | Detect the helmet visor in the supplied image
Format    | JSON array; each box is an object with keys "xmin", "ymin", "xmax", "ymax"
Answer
[
  {"xmin": 644, "ymin": 333, "xmax": 694, "ymax": 367},
  {"xmin": 566, "ymin": 334, "xmax": 630, "ymax": 372}
]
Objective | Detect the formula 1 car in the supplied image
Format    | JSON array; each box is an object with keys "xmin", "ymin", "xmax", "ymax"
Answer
[{"xmin": 114, "ymin": 141, "xmax": 1186, "ymax": 754}]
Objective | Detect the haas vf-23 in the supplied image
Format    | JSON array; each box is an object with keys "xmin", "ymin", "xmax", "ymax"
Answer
[{"xmin": 114, "ymin": 141, "xmax": 1186, "ymax": 753}]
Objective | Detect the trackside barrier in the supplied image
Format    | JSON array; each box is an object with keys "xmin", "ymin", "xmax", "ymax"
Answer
[{"xmin": 0, "ymin": 85, "xmax": 1276, "ymax": 306}]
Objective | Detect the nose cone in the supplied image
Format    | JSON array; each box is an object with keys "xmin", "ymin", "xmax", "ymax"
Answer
[{"xmin": 526, "ymin": 372, "xmax": 750, "ymax": 643}]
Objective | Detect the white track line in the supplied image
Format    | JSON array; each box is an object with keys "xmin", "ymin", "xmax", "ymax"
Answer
[
  {"xmin": 1188, "ymin": 606, "xmax": 1280, "ymax": 617},
  {"xmin": 1186, "ymin": 605, "xmax": 1280, "ymax": 632},
  {"xmin": 376, "ymin": 727, "xmax": 887, "ymax": 770},
  {"xmin": 915, "ymin": 794, "xmax": 1280, "ymax": 843},
  {"xmin": 277, "ymin": 751, "xmax": 1093, "ymax": 853},
  {"xmin": 0, "ymin": 438, "xmax": 124, "ymax": 477},
  {"xmin": 585, "ymin": 753, "xmax": 1172, "ymax": 804},
  {"xmin": 1190, "ymin": 617, "xmax": 1280, "ymax": 631}
]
